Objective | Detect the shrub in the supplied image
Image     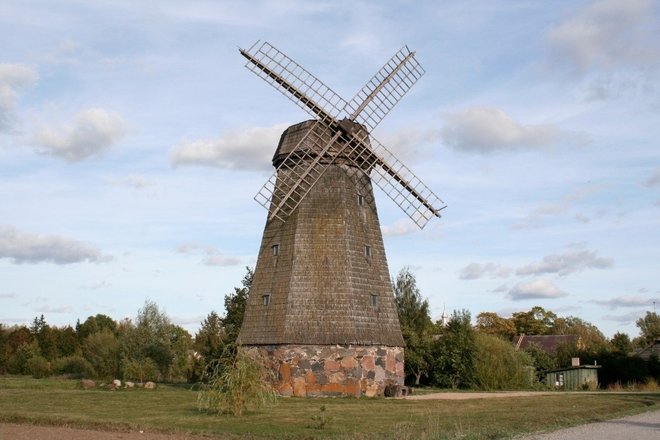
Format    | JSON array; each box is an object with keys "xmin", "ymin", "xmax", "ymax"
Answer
[
  {"xmin": 472, "ymin": 333, "xmax": 534, "ymax": 390},
  {"xmin": 27, "ymin": 355, "xmax": 51, "ymax": 378},
  {"xmin": 123, "ymin": 357, "xmax": 160, "ymax": 383},
  {"xmin": 197, "ymin": 348, "xmax": 277, "ymax": 416},
  {"xmin": 53, "ymin": 355, "xmax": 96, "ymax": 378}
]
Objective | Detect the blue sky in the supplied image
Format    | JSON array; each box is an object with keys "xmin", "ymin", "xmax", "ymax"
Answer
[{"xmin": 1, "ymin": 0, "xmax": 658, "ymax": 338}]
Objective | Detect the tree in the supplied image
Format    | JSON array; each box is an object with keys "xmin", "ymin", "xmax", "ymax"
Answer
[
  {"xmin": 195, "ymin": 311, "xmax": 225, "ymax": 360},
  {"xmin": 551, "ymin": 316, "xmax": 610, "ymax": 353},
  {"xmin": 511, "ymin": 306, "xmax": 557, "ymax": 335},
  {"xmin": 472, "ymin": 333, "xmax": 533, "ymax": 390},
  {"xmin": 76, "ymin": 314, "xmax": 117, "ymax": 341},
  {"xmin": 393, "ymin": 267, "xmax": 434, "ymax": 385},
  {"xmin": 636, "ymin": 312, "xmax": 660, "ymax": 346},
  {"xmin": 611, "ymin": 332, "xmax": 633, "ymax": 354},
  {"xmin": 120, "ymin": 301, "xmax": 192, "ymax": 382},
  {"xmin": 475, "ymin": 312, "xmax": 516, "ymax": 339},
  {"xmin": 82, "ymin": 329, "xmax": 120, "ymax": 379},
  {"xmin": 223, "ymin": 267, "xmax": 253, "ymax": 343},
  {"xmin": 431, "ymin": 310, "xmax": 475, "ymax": 389}
]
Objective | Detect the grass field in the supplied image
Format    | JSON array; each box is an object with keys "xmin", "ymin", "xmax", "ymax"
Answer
[{"xmin": 1, "ymin": 376, "xmax": 659, "ymax": 439}]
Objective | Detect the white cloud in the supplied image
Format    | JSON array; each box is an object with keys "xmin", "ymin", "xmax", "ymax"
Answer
[
  {"xmin": 0, "ymin": 292, "xmax": 17, "ymax": 299},
  {"xmin": 31, "ymin": 108, "xmax": 127, "ymax": 162},
  {"xmin": 381, "ymin": 219, "xmax": 420, "ymax": 237},
  {"xmin": 0, "ymin": 224, "xmax": 112, "ymax": 265},
  {"xmin": 516, "ymin": 250, "xmax": 613, "ymax": 277},
  {"xmin": 170, "ymin": 124, "xmax": 288, "ymax": 171},
  {"xmin": 513, "ymin": 185, "xmax": 602, "ymax": 229},
  {"xmin": 35, "ymin": 305, "xmax": 74, "ymax": 314},
  {"xmin": 104, "ymin": 174, "xmax": 153, "ymax": 189},
  {"xmin": 602, "ymin": 310, "xmax": 647, "ymax": 323},
  {"xmin": 645, "ymin": 168, "xmax": 660, "ymax": 187},
  {"xmin": 508, "ymin": 279, "xmax": 568, "ymax": 300},
  {"xmin": 593, "ymin": 295, "xmax": 658, "ymax": 309},
  {"xmin": 459, "ymin": 262, "xmax": 512, "ymax": 280},
  {"xmin": 0, "ymin": 63, "xmax": 38, "ymax": 132},
  {"xmin": 440, "ymin": 107, "xmax": 584, "ymax": 153},
  {"xmin": 546, "ymin": 0, "xmax": 658, "ymax": 75},
  {"xmin": 176, "ymin": 243, "xmax": 240, "ymax": 267}
]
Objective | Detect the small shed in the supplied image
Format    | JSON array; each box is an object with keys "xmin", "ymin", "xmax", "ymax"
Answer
[{"xmin": 544, "ymin": 365, "xmax": 600, "ymax": 390}]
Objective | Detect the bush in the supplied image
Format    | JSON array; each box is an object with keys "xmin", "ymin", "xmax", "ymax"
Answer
[
  {"xmin": 197, "ymin": 348, "xmax": 277, "ymax": 416},
  {"xmin": 123, "ymin": 357, "xmax": 160, "ymax": 383},
  {"xmin": 27, "ymin": 355, "xmax": 51, "ymax": 378},
  {"xmin": 472, "ymin": 333, "xmax": 534, "ymax": 390},
  {"xmin": 53, "ymin": 355, "xmax": 96, "ymax": 378}
]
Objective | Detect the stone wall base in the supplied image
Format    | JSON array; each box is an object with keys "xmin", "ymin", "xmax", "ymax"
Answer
[{"xmin": 245, "ymin": 344, "xmax": 404, "ymax": 397}]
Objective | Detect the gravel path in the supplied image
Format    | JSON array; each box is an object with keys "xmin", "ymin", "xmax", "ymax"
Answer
[{"xmin": 516, "ymin": 408, "xmax": 660, "ymax": 440}]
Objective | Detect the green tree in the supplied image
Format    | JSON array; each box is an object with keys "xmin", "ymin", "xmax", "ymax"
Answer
[
  {"xmin": 223, "ymin": 267, "xmax": 253, "ymax": 343},
  {"xmin": 472, "ymin": 333, "xmax": 533, "ymax": 390},
  {"xmin": 523, "ymin": 343, "xmax": 558, "ymax": 376},
  {"xmin": 636, "ymin": 312, "xmax": 660, "ymax": 346},
  {"xmin": 82, "ymin": 329, "xmax": 120, "ymax": 379},
  {"xmin": 551, "ymin": 316, "xmax": 610, "ymax": 352},
  {"xmin": 511, "ymin": 306, "xmax": 557, "ymax": 335},
  {"xmin": 431, "ymin": 310, "xmax": 475, "ymax": 389},
  {"xmin": 76, "ymin": 314, "xmax": 117, "ymax": 341},
  {"xmin": 475, "ymin": 312, "xmax": 516, "ymax": 339},
  {"xmin": 611, "ymin": 332, "xmax": 633, "ymax": 354},
  {"xmin": 393, "ymin": 267, "xmax": 434, "ymax": 385}
]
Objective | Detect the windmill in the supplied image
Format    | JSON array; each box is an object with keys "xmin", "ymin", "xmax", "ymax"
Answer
[{"xmin": 237, "ymin": 41, "xmax": 445, "ymax": 397}]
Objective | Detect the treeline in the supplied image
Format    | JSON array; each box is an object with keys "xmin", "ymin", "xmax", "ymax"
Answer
[
  {"xmin": 2, "ymin": 266, "xmax": 659, "ymax": 390},
  {"xmin": 395, "ymin": 267, "xmax": 660, "ymax": 389},
  {"xmin": 0, "ymin": 269, "xmax": 253, "ymax": 382}
]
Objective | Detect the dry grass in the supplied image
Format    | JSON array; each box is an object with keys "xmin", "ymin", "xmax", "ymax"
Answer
[{"xmin": 0, "ymin": 376, "xmax": 659, "ymax": 439}]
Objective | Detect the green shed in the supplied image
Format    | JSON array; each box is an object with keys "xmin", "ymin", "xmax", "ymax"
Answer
[{"xmin": 544, "ymin": 365, "xmax": 600, "ymax": 390}]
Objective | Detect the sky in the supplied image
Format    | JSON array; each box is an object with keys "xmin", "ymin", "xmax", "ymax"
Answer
[{"xmin": 1, "ymin": 0, "xmax": 659, "ymax": 339}]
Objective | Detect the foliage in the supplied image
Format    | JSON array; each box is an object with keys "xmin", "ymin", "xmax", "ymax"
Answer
[
  {"xmin": 53, "ymin": 355, "xmax": 96, "ymax": 378},
  {"xmin": 472, "ymin": 333, "xmax": 534, "ymax": 390},
  {"xmin": 123, "ymin": 357, "xmax": 160, "ymax": 383},
  {"xmin": 223, "ymin": 267, "xmax": 253, "ymax": 343},
  {"xmin": 430, "ymin": 310, "xmax": 475, "ymax": 389},
  {"xmin": 611, "ymin": 332, "xmax": 633, "ymax": 354},
  {"xmin": 197, "ymin": 348, "xmax": 277, "ymax": 416},
  {"xmin": 27, "ymin": 355, "xmax": 51, "ymax": 378},
  {"xmin": 636, "ymin": 312, "xmax": 660, "ymax": 347},
  {"xmin": 475, "ymin": 312, "xmax": 516, "ymax": 339},
  {"xmin": 76, "ymin": 314, "xmax": 117, "ymax": 341},
  {"xmin": 120, "ymin": 300, "xmax": 193, "ymax": 382},
  {"xmin": 309, "ymin": 405, "xmax": 333, "ymax": 430},
  {"xmin": 393, "ymin": 267, "xmax": 434, "ymax": 385},
  {"xmin": 511, "ymin": 306, "xmax": 557, "ymax": 335},
  {"xmin": 523, "ymin": 343, "xmax": 558, "ymax": 374},
  {"xmin": 82, "ymin": 329, "xmax": 121, "ymax": 380},
  {"xmin": 6, "ymin": 340, "xmax": 41, "ymax": 375}
]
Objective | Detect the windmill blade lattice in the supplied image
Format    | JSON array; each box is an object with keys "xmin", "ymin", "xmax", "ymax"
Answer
[
  {"xmin": 254, "ymin": 121, "xmax": 343, "ymax": 222},
  {"xmin": 346, "ymin": 46, "xmax": 425, "ymax": 133},
  {"xmin": 340, "ymin": 131, "xmax": 445, "ymax": 228},
  {"xmin": 242, "ymin": 41, "xmax": 445, "ymax": 229},
  {"xmin": 241, "ymin": 41, "xmax": 346, "ymax": 125}
]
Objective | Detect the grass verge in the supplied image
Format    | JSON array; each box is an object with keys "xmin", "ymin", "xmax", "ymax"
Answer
[{"xmin": 1, "ymin": 376, "xmax": 659, "ymax": 439}]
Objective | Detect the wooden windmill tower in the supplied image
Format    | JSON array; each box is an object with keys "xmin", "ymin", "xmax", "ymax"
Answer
[{"xmin": 237, "ymin": 41, "xmax": 445, "ymax": 397}]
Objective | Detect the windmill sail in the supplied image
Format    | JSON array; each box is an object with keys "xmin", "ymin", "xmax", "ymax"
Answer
[{"xmin": 242, "ymin": 41, "xmax": 444, "ymax": 228}]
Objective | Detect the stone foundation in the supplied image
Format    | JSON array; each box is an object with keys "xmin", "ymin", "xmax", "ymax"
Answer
[{"xmin": 247, "ymin": 344, "xmax": 404, "ymax": 397}]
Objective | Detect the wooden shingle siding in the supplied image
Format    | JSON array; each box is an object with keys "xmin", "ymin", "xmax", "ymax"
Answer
[{"xmin": 238, "ymin": 121, "xmax": 404, "ymax": 347}]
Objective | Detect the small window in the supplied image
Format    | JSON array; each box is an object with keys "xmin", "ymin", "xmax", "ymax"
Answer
[
  {"xmin": 262, "ymin": 293, "xmax": 271, "ymax": 306},
  {"xmin": 271, "ymin": 244, "xmax": 279, "ymax": 256},
  {"xmin": 364, "ymin": 245, "xmax": 372, "ymax": 257},
  {"xmin": 357, "ymin": 194, "xmax": 364, "ymax": 206},
  {"xmin": 370, "ymin": 293, "xmax": 378, "ymax": 306}
]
